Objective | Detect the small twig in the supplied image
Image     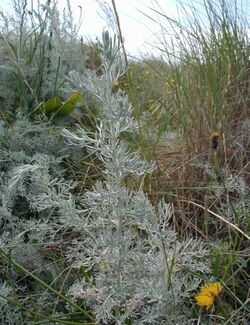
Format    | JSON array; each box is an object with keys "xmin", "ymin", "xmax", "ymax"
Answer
[
  {"xmin": 180, "ymin": 200, "xmax": 250, "ymax": 241},
  {"xmin": 111, "ymin": 0, "xmax": 128, "ymax": 66}
]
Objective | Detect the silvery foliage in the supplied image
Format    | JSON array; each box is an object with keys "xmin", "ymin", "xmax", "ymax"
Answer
[
  {"xmin": 0, "ymin": 116, "xmax": 89, "ymax": 318},
  {"xmin": 0, "ymin": 0, "xmax": 85, "ymax": 103},
  {"xmin": 0, "ymin": 117, "xmax": 80, "ymax": 274},
  {"xmin": 63, "ymin": 31, "xmax": 210, "ymax": 324},
  {"xmin": 191, "ymin": 159, "xmax": 249, "ymax": 230},
  {"xmin": 0, "ymin": 280, "xmax": 23, "ymax": 324}
]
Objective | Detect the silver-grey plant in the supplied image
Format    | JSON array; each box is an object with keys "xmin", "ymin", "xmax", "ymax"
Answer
[{"xmin": 62, "ymin": 31, "xmax": 210, "ymax": 324}]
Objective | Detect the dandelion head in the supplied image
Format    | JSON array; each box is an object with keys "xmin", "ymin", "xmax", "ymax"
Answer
[
  {"xmin": 211, "ymin": 132, "xmax": 220, "ymax": 141},
  {"xmin": 211, "ymin": 132, "xmax": 220, "ymax": 149},
  {"xmin": 195, "ymin": 282, "xmax": 223, "ymax": 311}
]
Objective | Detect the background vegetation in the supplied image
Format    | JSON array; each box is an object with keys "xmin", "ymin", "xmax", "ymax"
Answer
[{"xmin": 0, "ymin": 0, "xmax": 249, "ymax": 324}]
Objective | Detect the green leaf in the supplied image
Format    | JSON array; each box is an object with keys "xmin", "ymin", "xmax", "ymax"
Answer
[
  {"xmin": 30, "ymin": 97, "xmax": 62, "ymax": 117},
  {"xmin": 52, "ymin": 92, "xmax": 83, "ymax": 118},
  {"xmin": 30, "ymin": 93, "xmax": 83, "ymax": 119}
]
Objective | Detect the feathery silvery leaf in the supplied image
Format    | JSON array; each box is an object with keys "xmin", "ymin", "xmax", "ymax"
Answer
[{"xmin": 63, "ymin": 31, "xmax": 210, "ymax": 324}]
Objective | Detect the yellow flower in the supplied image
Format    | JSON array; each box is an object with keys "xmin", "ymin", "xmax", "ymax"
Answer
[
  {"xmin": 166, "ymin": 79, "xmax": 176, "ymax": 88},
  {"xmin": 195, "ymin": 282, "xmax": 223, "ymax": 311}
]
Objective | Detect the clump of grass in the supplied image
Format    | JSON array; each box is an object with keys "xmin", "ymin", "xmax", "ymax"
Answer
[
  {"xmin": 0, "ymin": 0, "xmax": 102, "ymax": 122},
  {"xmin": 122, "ymin": 0, "xmax": 250, "ymax": 321},
  {"xmin": 125, "ymin": 0, "xmax": 249, "ymax": 236}
]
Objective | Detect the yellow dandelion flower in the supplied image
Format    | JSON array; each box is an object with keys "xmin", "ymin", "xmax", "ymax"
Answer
[{"xmin": 195, "ymin": 282, "xmax": 223, "ymax": 311}]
